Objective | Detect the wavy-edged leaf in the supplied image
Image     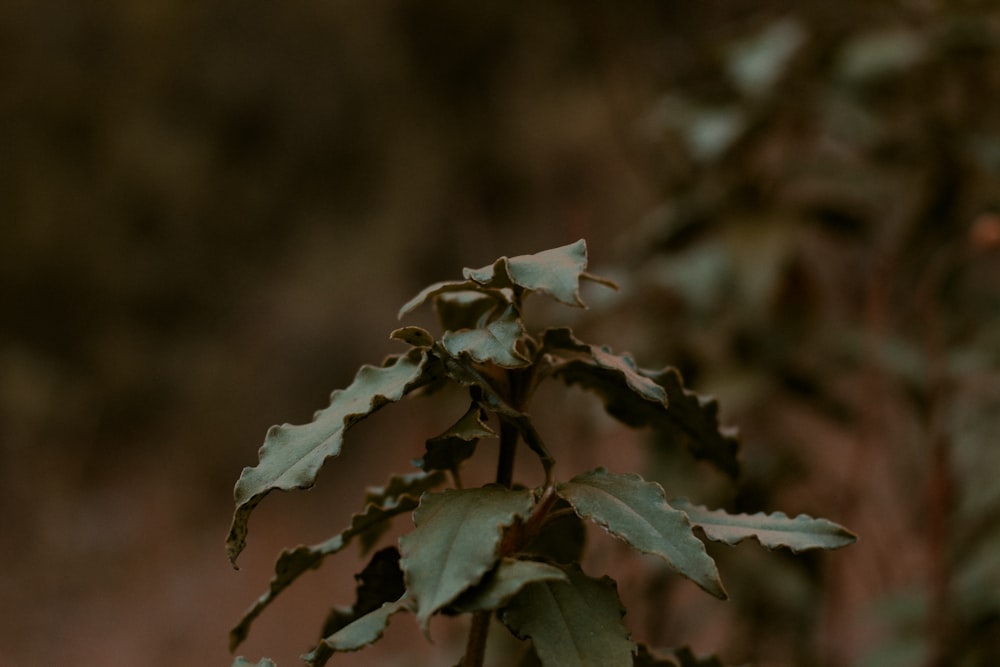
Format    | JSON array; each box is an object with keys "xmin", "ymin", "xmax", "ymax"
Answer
[
  {"xmin": 416, "ymin": 403, "xmax": 495, "ymax": 474},
  {"xmin": 543, "ymin": 328, "xmax": 668, "ymax": 405},
  {"xmin": 671, "ymin": 499, "xmax": 857, "ymax": 553},
  {"xmin": 463, "ymin": 239, "xmax": 593, "ymax": 307},
  {"xmin": 500, "ymin": 564, "xmax": 634, "ymax": 667},
  {"xmin": 452, "ymin": 558, "xmax": 568, "ymax": 613},
  {"xmin": 442, "ymin": 304, "xmax": 530, "ymax": 368},
  {"xmin": 304, "ymin": 596, "xmax": 413, "ymax": 665},
  {"xmin": 230, "ymin": 470, "xmax": 444, "ymax": 651},
  {"xmin": 400, "ymin": 486, "xmax": 535, "ymax": 633},
  {"xmin": 557, "ymin": 469, "xmax": 726, "ymax": 599},
  {"xmin": 548, "ymin": 342, "xmax": 739, "ymax": 479},
  {"xmin": 232, "ymin": 658, "xmax": 277, "ymax": 667},
  {"xmin": 227, "ymin": 349, "xmax": 436, "ymax": 566}
]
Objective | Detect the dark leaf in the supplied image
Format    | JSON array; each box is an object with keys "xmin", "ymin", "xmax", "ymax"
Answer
[{"xmin": 416, "ymin": 403, "xmax": 495, "ymax": 474}]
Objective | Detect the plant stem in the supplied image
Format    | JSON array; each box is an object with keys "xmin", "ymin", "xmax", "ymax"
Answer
[
  {"xmin": 465, "ymin": 390, "xmax": 523, "ymax": 666},
  {"xmin": 462, "ymin": 611, "xmax": 492, "ymax": 667},
  {"xmin": 495, "ymin": 420, "xmax": 518, "ymax": 489}
]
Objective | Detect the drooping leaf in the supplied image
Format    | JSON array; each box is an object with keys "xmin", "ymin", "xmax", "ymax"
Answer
[
  {"xmin": 227, "ymin": 349, "xmax": 437, "ymax": 566},
  {"xmin": 557, "ymin": 469, "xmax": 726, "ymax": 599},
  {"xmin": 542, "ymin": 328, "xmax": 668, "ymax": 405},
  {"xmin": 232, "ymin": 658, "xmax": 277, "ymax": 667},
  {"xmin": 399, "ymin": 486, "xmax": 535, "ymax": 633},
  {"xmin": 670, "ymin": 499, "xmax": 857, "ymax": 553},
  {"xmin": 500, "ymin": 564, "xmax": 634, "ymax": 667},
  {"xmin": 452, "ymin": 557, "xmax": 568, "ymax": 613},
  {"xmin": 441, "ymin": 304, "xmax": 530, "ymax": 368},
  {"xmin": 230, "ymin": 470, "xmax": 444, "ymax": 651},
  {"xmin": 307, "ymin": 547, "xmax": 407, "ymax": 667},
  {"xmin": 398, "ymin": 280, "xmax": 490, "ymax": 319},
  {"xmin": 462, "ymin": 239, "xmax": 594, "ymax": 307},
  {"xmin": 547, "ymin": 340, "xmax": 739, "ymax": 479},
  {"xmin": 304, "ymin": 596, "xmax": 413, "ymax": 664},
  {"xmin": 416, "ymin": 403, "xmax": 496, "ymax": 474}
]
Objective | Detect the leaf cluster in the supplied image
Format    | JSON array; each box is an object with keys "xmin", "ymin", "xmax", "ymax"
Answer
[{"xmin": 228, "ymin": 241, "xmax": 855, "ymax": 666}]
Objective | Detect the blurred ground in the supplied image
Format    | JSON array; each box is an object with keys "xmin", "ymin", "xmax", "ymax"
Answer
[{"xmin": 2, "ymin": 2, "xmax": 999, "ymax": 666}]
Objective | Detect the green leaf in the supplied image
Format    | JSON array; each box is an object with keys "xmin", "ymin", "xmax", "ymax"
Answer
[
  {"xmin": 557, "ymin": 469, "xmax": 726, "ymax": 599},
  {"xmin": 452, "ymin": 557, "xmax": 568, "ymax": 613},
  {"xmin": 670, "ymin": 500, "xmax": 857, "ymax": 553},
  {"xmin": 416, "ymin": 403, "xmax": 495, "ymax": 474},
  {"xmin": 304, "ymin": 596, "xmax": 413, "ymax": 664},
  {"xmin": 232, "ymin": 659, "xmax": 277, "ymax": 667},
  {"xmin": 399, "ymin": 486, "xmax": 535, "ymax": 633},
  {"xmin": 441, "ymin": 304, "xmax": 530, "ymax": 368},
  {"xmin": 230, "ymin": 470, "xmax": 444, "ymax": 651},
  {"xmin": 227, "ymin": 349, "xmax": 436, "ymax": 566},
  {"xmin": 500, "ymin": 565, "xmax": 634, "ymax": 667},
  {"xmin": 463, "ymin": 239, "xmax": 593, "ymax": 307}
]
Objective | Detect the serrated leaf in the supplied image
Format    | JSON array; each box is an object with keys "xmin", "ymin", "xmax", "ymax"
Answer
[
  {"xmin": 557, "ymin": 469, "xmax": 726, "ymax": 599},
  {"xmin": 400, "ymin": 486, "xmax": 535, "ymax": 633},
  {"xmin": 452, "ymin": 558, "xmax": 569, "ymax": 613},
  {"xmin": 227, "ymin": 349, "xmax": 436, "ymax": 566},
  {"xmin": 304, "ymin": 596, "xmax": 412, "ymax": 664},
  {"xmin": 416, "ymin": 403, "xmax": 495, "ymax": 473},
  {"xmin": 230, "ymin": 471, "xmax": 444, "ymax": 651},
  {"xmin": 500, "ymin": 565, "xmax": 634, "ymax": 667},
  {"xmin": 232, "ymin": 658, "xmax": 277, "ymax": 667},
  {"xmin": 390, "ymin": 326, "xmax": 435, "ymax": 347},
  {"xmin": 442, "ymin": 304, "xmax": 530, "ymax": 368},
  {"xmin": 463, "ymin": 239, "xmax": 593, "ymax": 307},
  {"xmin": 548, "ymin": 343, "xmax": 739, "ymax": 479},
  {"xmin": 670, "ymin": 500, "xmax": 857, "ymax": 553}
]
